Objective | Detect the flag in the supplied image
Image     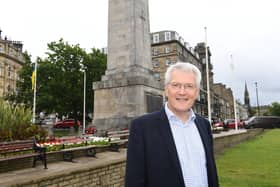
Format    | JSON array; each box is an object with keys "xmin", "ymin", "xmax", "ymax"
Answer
[{"xmin": 31, "ymin": 63, "xmax": 36, "ymax": 90}]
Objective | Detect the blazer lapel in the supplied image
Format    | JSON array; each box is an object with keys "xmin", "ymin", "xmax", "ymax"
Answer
[
  {"xmin": 194, "ymin": 116, "xmax": 211, "ymax": 154},
  {"xmin": 157, "ymin": 108, "xmax": 185, "ymax": 186}
]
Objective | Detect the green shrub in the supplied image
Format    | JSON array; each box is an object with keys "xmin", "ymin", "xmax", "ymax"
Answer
[{"xmin": 0, "ymin": 99, "xmax": 47, "ymax": 141}]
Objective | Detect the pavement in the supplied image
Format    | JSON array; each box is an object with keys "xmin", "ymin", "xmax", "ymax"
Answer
[
  {"xmin": 213, "ymin": 129, "xmax": 247, "ymax": 138},
  {"xmin": 0, "ymin": 129, "xmax": 246, "ymax": 187},
  {"xmin": 0, "ymin": 149, "xmax": 127, "ymax": 187}
]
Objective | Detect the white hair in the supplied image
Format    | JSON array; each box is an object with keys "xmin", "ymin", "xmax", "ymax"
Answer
[{"xmin": 164, "ymin": 62, "xmax": 201, "ymax": 88}]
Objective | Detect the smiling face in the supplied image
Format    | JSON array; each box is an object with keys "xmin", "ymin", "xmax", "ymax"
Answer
[{"xmin": 165, "ymin": 69, "xmax": 199, "ymax": 119}]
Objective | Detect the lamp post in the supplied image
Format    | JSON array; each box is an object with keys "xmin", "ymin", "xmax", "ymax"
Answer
[
  {"xmin": 83, "ymin": 69, "xmax": 86, "ymax": 134},
  {"xmin": 255, "ymin": 82, "xmax": 260, "ymax": 116},
  {"xmin": 205, "ymin": 27, "xmax": 211, "ymax": 123},
  {"xmin": 80, "ymin": 64, "xmax": 86, "ymax": 135},
  {"xmin": 230, "ymin": 54, "xmax": 238, "ymax": 131}
]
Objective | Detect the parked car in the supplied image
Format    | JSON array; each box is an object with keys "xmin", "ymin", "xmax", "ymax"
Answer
[
  {"xmin": 212, "ymin": 119, "xmax": 225, "ymax": 130},
  {"xmin": 85, "ymin": 126, "xmax": 97, "ymax": 134},
  {"xmin": 244, "ymin": 116, "xmax": 280, "ymax": 129},
  {"xmin": 41, "ymin": 117, "xmax": 55, "ymax": 125},
  {"xmin": 53, "ymin": 119, "xmax": 80, "ymax": 128},
  {"xmin": 224, "ymin": 119, "xmax": 244, "ymax": 129}
]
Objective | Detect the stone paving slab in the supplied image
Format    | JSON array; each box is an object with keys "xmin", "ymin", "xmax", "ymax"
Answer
[{"xmin": 213, "ymin": 129, "xmax": 247, "ymax": 138}]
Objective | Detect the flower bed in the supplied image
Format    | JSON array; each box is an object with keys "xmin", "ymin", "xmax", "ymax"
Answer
[{"xmin": 40, "ymin": 136, "xmax": 110, "ymax": 152}]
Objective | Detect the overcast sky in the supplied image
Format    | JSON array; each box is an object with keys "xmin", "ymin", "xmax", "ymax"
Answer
[{"xmin": 1, "ymin": 0, "xmax": 279, "ymax": 106}]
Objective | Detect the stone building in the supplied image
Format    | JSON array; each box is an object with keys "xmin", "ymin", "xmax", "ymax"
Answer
[
  {"xmin": 236, "ymin": 100, "xmax": 249, "ymax": 120},
  {"xmin": 150, "ymin": 30, "xmax": 214, "ymax": 117},
  {"xmin": 212, "ymin": 83, "xmax": 233, "ymax": 119},
  {"xmin": 0, "ymin": 30, "xmax": 24, "ymax": 97},
  {"xmin": 150, "ymin": 30, "xmax": 202, "ymax": 81}
]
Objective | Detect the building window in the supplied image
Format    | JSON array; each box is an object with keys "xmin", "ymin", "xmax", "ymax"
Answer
[
  {"xmin": 153, "ymin": 60, "xmax": 159, "ymax": 68},
  {"xmin": 175, "ymin": 32, "xmax": 180, "ymax": 40},
  {"xmin": 154, "ymin": 72, "xmax": 160, "ymax": 81},
  {"xmin": 8, "ymin": 66, "xmax": 11, "ymax": 78},
  {"xmin": 9, "ymin": 49, "xmax": 13, "ymax": 56},
  {"xmin": 0, "ymin": 45, "xmax": 3, "ymax": 52},
  {"xmin": 153, "ymin": 33, "xmax": 159, "ymax": 43},
  {"xmin": 179, "ymin": 37, "xmax": 184, "ymax": 45},
  {"xmin": 153, "ymin": 48, "xmax": 158, "ymax": 56},
  {"xmin": 202, "ymin": 58, "xmax": 206, "ymax": 64},
  {"xmin": 165, "ymin": 58, "xmax": 171, "ymax": 66},
  {"xmin": 165, "ymin": 31, "xmax": 171, "ymax": 41},
  {"xmin": 165, "ymin": 47, "xmax": 170, "ymax": 53}
]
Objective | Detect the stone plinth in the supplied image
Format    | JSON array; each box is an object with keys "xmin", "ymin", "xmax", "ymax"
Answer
[{"xmin": 93, "ymin": 73, "xmax": 163, "ymax": 132}]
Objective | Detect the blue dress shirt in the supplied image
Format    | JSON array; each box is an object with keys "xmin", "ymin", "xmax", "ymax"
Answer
[{"xmin": 165, "ymin": 103, "xmax": 208, "ymax": 187}]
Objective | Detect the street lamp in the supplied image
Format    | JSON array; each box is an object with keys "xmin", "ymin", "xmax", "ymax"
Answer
[
  {"xmin": 205, "ymin": 27, "xmax": 211, "ymax": 123},
  {"xmin": 230, "ymin": 54, "xmax": 238, "ymax": 131},
  {"xmin": 255, "ymin": 82, "xmax": 260, "ymax": 116},
  {"xmin": 80, "ymin": 64, "xmax": 87, "ymax": 134}
]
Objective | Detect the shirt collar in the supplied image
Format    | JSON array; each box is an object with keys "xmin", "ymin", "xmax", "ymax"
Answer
[{"xmin": 164, "ymin": 102, "xmax": 196, "ymax": 123}]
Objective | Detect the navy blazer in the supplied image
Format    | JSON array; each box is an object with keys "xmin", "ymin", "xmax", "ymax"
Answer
[{"xmin": 125, "ymin": 108, "xmax": 219, "ymax": 187}]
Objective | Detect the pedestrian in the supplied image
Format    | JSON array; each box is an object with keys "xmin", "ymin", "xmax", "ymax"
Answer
[{"xmin": 125, "ymin": 62, "xmax": 219, "ymax": 187}]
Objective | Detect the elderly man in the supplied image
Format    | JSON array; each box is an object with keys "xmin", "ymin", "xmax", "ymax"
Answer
[{"xmin": 125, "ymin": 62, "xmax": 219, "ymax": 187}]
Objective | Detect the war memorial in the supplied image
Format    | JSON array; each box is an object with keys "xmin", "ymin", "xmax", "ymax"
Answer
[{"xmin": 92, "ymin": 0, "xmax": 163, "ymax": 133}]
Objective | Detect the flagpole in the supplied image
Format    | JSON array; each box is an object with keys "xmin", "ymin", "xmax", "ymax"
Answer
[
  {"xmin": 230, "ymin": 54, "xmax": 238, "ymax": 131},
  {"xmin": 32, "ymin": 62, "xmax": 37, "ymax": 123},
  {"xmin": 205, "ymin": 27, "xmax": 211, "ymax": 123}
]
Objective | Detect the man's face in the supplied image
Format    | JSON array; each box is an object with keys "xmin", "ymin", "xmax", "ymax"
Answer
[{"xmin": 165, "ymin": 69, "xmax": 199, "ymax": 116}]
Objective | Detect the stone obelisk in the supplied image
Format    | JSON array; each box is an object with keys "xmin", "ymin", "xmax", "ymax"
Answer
[{"xmin": 93, "ymin": 0, "xmax": 163, "ymax": 132}]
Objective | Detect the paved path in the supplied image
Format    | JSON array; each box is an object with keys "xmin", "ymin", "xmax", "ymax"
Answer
[
  {"xmin": 213, "ymin": 129, "xmax": 247, "ymax": 138},
  {"xmin": 0, "ymin": 149, "xmax": 126, "ymax": 187}
]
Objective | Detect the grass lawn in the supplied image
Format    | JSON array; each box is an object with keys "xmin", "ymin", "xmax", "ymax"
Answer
[{"xmin": 216, "ymin": 129, "xmax": 280, "ymax": 187}]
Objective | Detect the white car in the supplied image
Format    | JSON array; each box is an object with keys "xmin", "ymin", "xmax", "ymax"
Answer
[{"xmin": 41, "ymin": 117, "xmax": 55, "ymax": 125}]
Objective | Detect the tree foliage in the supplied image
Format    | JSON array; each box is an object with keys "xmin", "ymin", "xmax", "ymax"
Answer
[
  {"xmin": 6, "ymin": 39, "xmax": 107, "ymax": 121},
  {"xmin": 268, "ymin": 102, "xmax": 280, "ymax": 116}
]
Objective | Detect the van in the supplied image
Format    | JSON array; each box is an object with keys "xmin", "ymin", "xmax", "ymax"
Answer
[{"xmin": 244, "ymin": 116, "xmax": 280, "ymax": 129}]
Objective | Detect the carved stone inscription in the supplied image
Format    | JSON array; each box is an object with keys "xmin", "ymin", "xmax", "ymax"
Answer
[{"xmin": 146, "ymin": 93, "xmax": 163, "ymax": 113}]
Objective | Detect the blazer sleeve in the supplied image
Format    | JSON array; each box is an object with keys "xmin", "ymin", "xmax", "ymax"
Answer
[{"xmin": 125, "ymin": 118, "xmax": 146, "ymax": 187}]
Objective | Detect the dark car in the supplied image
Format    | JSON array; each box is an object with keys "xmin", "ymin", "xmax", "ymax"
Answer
[
  {"xmin": 244, "ymin": 116, "xmax": 280, "ymax": 129},
  {"xmin": 53, "ymin": 119, "xmax": 80, "ymax": 128}
]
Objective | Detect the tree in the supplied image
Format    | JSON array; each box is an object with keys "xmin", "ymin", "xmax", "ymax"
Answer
[
  {"xmin": 268, "ymin": 102, "xmax": 280, "ymax": 116},
  {"xmin": 6, "ymin": 39, "xmax": 107, "ymax": 122}
]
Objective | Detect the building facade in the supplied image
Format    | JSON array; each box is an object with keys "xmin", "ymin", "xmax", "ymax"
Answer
[
  {"xmin": 212, "ymin": 83, "xmax": 233, "ymax": 119},
  {"xmin": 0, "ymin": 30, "xmax": 24, "ymax": 97},
  {"xmin": 150, "ymin": 30, "xmax": 214, "ymax": 117},
  {"xmin": 149, "ymin": 30, "xmax": 250, "ymax": 121}
]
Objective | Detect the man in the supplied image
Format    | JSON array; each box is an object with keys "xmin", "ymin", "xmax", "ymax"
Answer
[{"xmin": 125, "ymin": 62, "xmax": 219, "ymax": 187}]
